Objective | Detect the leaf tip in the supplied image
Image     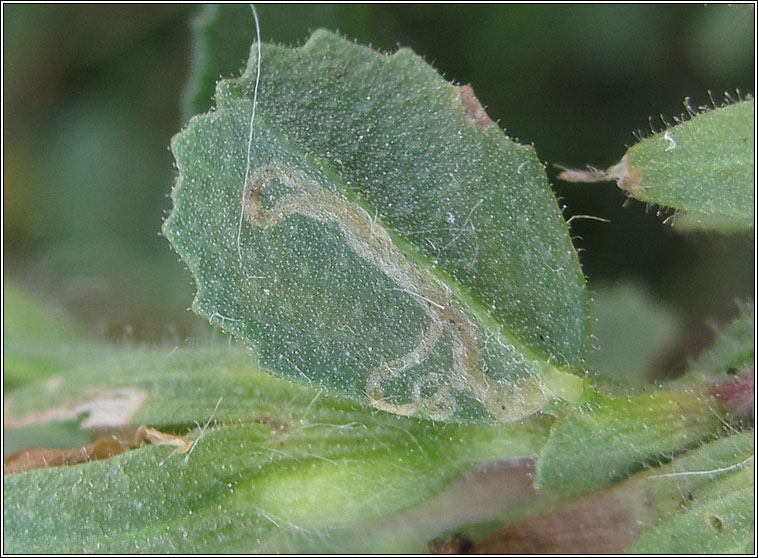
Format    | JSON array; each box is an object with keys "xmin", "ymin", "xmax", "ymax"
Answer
[{"xmin": 607, "ymin": 155, "xmax": 644, "ymax": 194}]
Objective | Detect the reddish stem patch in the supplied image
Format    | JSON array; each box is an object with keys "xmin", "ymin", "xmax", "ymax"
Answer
[{"xmin": 707, "ymin": 369, "xmax": 754, "ymax": 422}]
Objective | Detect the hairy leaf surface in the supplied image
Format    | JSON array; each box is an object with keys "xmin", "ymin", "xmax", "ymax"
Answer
[
  {"xmin": 621, "ymin": 99, "xmax": 754, "ymax": 229},
  {"xmin": 624, "ymin": 432, "xmax": 754, "ymax": 554},
  {"xmin": 619, "ymin": 99, "xmax": 754, "ymax": 226},
  {"xmin": 164, "ymin": 30, "xmax": 588, "ymax": 423},
  {"xmin": 473, "ymin": 432, "xmax": 753, "ymax": 553},
  {"xmin": 534, "ymin": 390, "xmax": 726, "ymax": 497},
  {"xmin": 3, "ymin": 345, "xmax": 549, "ymax": 553}
]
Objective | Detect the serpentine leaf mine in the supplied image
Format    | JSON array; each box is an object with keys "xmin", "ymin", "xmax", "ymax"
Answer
[{"xmin": 164, "ymin": 30, "xmax": 589, "ymax": 423}]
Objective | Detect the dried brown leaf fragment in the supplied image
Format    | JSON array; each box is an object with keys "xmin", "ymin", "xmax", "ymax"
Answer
[{"xmin": 4, "ymin": 425, "xmax": 193, "ymax": 475}]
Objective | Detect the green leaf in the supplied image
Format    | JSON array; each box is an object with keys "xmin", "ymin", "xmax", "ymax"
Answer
[
  {"xmin": 164, "ymin": 30, "xmax": 589, "ymax": 424},
  {"xmin": 559, "ymin": 98, "xmax": 754, "ymax": 231},
  {"xmin": 587, "ymin": 281, "xmax": 682, "ymax": 389},
  {"xmin": 3, "ymin": 280, "xmax": 96, "ymax": 391},
  {"xmin": 182, "ymin": 4, "xmax": 255, "ymax": 121},
  {"xmin": 534, "ymin": 390, "xmax": 726, "ymax": 497},
  {"xmin": 624, "ymin": 431, "xmax": 754, "ymax": 554},
  {"xmin": 182, "ymin": 5, "xmax": 375, "ymax": 121},
  {"xmin": 3, "ymin": 344, "xmax": 550, "ymax": 553},
  {"xmin": 618, "ymin": 99, "xmax": 754, "ymax": 226},
  {"xmin": 669, "ymin": 210, "xmax": 754, "ymax": 233}
]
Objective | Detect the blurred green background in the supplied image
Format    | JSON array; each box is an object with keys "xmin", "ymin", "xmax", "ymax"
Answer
[{"xmin": 3, "ymin": 4, "xmax": 754, "ymax": 377}]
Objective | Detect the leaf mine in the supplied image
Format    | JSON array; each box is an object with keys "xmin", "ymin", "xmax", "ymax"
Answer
[
  {"xmin": 240, "ymin": 163, "xmax": 558, "ymax": 421},
  {"xmin": 164, "ymin": 30, "xmax": 589, "ymax": 423}
]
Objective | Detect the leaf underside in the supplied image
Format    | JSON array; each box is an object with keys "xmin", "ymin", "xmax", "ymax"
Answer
[{"xmin": 164, "ymin": 30, "xmax": 589, "ymax": 423}]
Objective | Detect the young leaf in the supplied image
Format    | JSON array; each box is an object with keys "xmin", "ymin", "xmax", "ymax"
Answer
[
  {"xmin": 559, "ymin": 98, "xmax": 754, "ymax": 231},
  {"xmin": 164, "ymin": 30, "xmax": 589, "ymax": 424}
]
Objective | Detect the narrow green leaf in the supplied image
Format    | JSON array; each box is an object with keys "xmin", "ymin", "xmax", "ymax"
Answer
[
  {"xmin": 165, "ymin": 30, "xmax": 589, "ymax": 424},
  {"xmin": 534, "ymin": 390, "xmax": 726, "ymax": 497},
  {"xmin": 669, "ymin": 210, "xmax": 754, "ymax": 233},
  {"xmin": 559, "ymin": 98, "xmax": 754, "ymax": 231},
  {"xmin": 3, "ymin": 280, "xmax": 96, "ymax": 391},
  {"xmin": 3, "ymin": 344, "xmax": 550, "ymax": 553}
]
